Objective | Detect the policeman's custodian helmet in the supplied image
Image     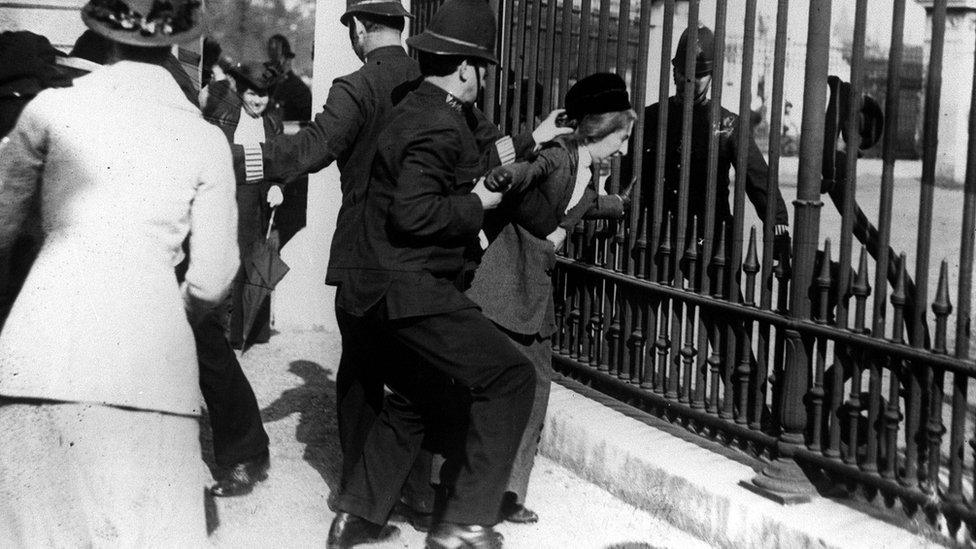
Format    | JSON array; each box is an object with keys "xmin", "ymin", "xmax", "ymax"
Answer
[
  {"xmin": 340, "ymin": 0, "xmax": 413, "ymax": 26},
  {"xmin": 672, "ymin": 23, "xmax": 715, "ymax": 77},
  {"xmin": 81, "ymin": 0, "xmax": 204, "ymax": 47},
  {"xmin": 406, "ymin": 0, "xmax": 498, "ymax": 65}
]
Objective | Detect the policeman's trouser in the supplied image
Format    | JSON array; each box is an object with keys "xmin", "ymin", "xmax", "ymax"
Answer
[{"xmin": 334, "ymin": 302, "xmax": 536, "ymax": 527}]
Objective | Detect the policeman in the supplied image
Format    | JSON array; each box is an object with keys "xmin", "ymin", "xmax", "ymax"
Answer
[
  {"xmin": 326, "ymin": 0, "xmax": 536, "ymax": 547},
  {"xmin": 640, "ymin": 24, "xmax": 789, "ymax": 254}
]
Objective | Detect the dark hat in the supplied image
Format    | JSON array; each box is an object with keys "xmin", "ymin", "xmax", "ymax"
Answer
[
  {"xmin": 406, "ymin": 0, "xmax": 498, "ymax": 64},
  {"xmin": 267, "ymin": 34, "xmax": 295, "ymax": 59},
  {"xmin": 564, "ymin": 72, "xmax": 632, "ymax": 122},
  {"xmin": 0, "ymin": 31, "xmax": 76, "ymax": 95},
  {"xmin": 0, "ymin": 31, "xmax": 60, "ymax": 83},
  {"xmin": 672, "ymin": 24, "xmax": 715, "ymax": 77},
  {"xmin": 228, "ymin": 62, "xmax": 281, "ymax": 94},
  {"xmin": 81, "ymin": 0, "xmax": 204, "ymax": 47},
  {"xmin": 69, "ymin": 29, "xmax": 112, "ymax": 65},
  {"xmin": 340, "ymin": 0, "xmax": 412, "ymax": 26},
  {"xmin": 829, "ymin": 75, "xmax": 884, "ymax": 151}
]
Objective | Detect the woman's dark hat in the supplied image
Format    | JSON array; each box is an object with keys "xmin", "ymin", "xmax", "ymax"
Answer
[
  {"xmin": 672, "ymin": 24, "xmax": 715, "ymax": 77},
  {"xmin": 406, "ymin": 0, "xmax": 498, "ymax": 65},
  {"xmin": 228, "ymin": 62, "xmax": 281, "ymax": 94},
  {"xmin": 81, "ymin": 0, "xmax": 203, "ymax": 47},
  {"xmin": 340, "ymin": 0, "xmax": 412, "ymax": 26},
  {"xmin": 564, "ymin": 72, "xmax": 632, "ymax": 121}
]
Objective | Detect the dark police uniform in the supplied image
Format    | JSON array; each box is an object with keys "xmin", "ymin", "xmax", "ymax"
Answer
[
  {"xmin": 333, "ymin": 80, "xmax": 536, "ymax": 527},
  {"xmin": 640, "ymin": 95, "xmax": 789, "ymax": 240},
  {"xmin": 252, "ymin": 44, "xmax": 423, "ymax": 483}
]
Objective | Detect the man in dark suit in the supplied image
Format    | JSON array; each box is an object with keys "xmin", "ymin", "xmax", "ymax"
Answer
[
  {"xmin": 326, "ymin": 0, "xmax": 536, "ymax": 547},
  {"xmin": 266, "ymin": 34, "xmax": 312, "ymax": 122}
]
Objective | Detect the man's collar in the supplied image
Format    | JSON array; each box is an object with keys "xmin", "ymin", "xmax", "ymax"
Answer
[
  {"xmin": 417, "ymin": 80, "xmax": 467, "ymax": 112},
  {"xmin": 365, "ymin": 45, "xmax": 407, "ymax": 63}
]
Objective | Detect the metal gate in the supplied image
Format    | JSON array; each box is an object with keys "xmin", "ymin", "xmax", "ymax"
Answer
[{"xmin": 412, "ymin": 0, "xmax": 976, "ymax": 537}]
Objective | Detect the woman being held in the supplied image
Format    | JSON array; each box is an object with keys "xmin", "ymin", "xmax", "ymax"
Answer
[
  {"xmin": 202, "ymin": 61, "xmax": 284, "ymax": 347},
  {"xmin": 467, "ymin": 72, "xmax": 636, "ymax": 523}
]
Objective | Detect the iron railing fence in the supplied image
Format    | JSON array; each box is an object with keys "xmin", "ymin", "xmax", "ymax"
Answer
[{"xmin": 411, "ymin": 0, "xmax": 976, "ymax": 538}]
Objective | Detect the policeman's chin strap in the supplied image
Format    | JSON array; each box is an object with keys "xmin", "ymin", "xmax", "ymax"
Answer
[
  {"xmin": 694, "ymin": 85, "xmax": 709, "ymax": 105},
  {"xmin": 474, "ymin": 64, "xmax": 482, "ymax": 103}
]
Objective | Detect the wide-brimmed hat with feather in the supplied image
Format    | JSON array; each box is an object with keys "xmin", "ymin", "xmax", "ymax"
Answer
[{"xmin": 81, "ymin": 0, "xmax": 204, "ymax": 47}]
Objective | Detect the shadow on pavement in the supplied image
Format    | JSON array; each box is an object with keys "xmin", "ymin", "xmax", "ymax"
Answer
[{"xmin": 261, "ymin": 360, "xmax": 341, "ymax": 493}]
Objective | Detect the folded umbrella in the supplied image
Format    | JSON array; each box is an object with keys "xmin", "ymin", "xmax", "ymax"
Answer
[{"xmin": 240, "ymin": 207, "xmax": 289, "ymax": 352}]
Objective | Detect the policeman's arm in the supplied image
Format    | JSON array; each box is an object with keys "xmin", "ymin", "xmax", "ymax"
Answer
[
  {"xmin": 0, "ymin": 100, "xmax": 46, "ymax": 254},
  {"xmin": 741, "ymin": 132, "xmax": 790, "ymax": 227},
  {"xmin": 469, "ymin": 104, "xmax": 543, "ymax": 170},
  {"xmin": 259, "ymin": 76, "xmax": 367, "ymax": 185},
  {"xmin": 389, "ymin": 126, "xmax": 484, "ymax": 243}
]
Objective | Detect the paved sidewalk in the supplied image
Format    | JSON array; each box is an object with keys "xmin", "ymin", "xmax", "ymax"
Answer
[{"xmin": 205, "ymin": 328, "xmax": 710, "ymax": 549}]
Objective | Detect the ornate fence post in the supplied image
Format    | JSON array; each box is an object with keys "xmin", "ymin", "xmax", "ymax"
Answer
[{"xmin": 747, "ymin": 0, "xmax": 833, "ymax": 503}]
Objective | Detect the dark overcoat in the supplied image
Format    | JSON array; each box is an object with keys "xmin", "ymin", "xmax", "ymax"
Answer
[
  {"xmin": 201, "ymin": 79, "xmax": 283, "ymax": 248},
  {"xmin": 338, "ymin": 81, "xmax": 499, "ymax": 319},
  {"xmin": 640, "ymin": 96, "xmax": 789, "ymax": 237}
]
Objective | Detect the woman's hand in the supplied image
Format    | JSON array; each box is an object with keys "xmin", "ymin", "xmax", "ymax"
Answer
[
  {"xmin": 267, "ymin": 185, "xmax": 284, "ymax": 207},
  {"xmin": 546, "ymin": 226, "xmax": 568, "ymax": 251}
]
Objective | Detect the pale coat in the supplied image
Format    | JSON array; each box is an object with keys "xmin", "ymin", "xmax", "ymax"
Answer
[{"xmin": 0, "ymin": 61, "xmax": 239, "ymax": 416}]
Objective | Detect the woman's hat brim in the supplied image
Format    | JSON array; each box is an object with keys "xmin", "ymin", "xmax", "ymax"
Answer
[
  {"xmin": 340, "ymin": 3, "xmax": 413, "ymax": 25},
  {"xmin": 81, "ymin": 8, "xmax": 203, "ymax": 47},
  {"xmin": 406, "ymin": 32, "xmax": 498, "ymax": 65}
]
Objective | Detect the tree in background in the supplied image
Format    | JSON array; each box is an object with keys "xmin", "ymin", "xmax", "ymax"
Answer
[{"xmin": 206, "ymin": 0, "xmax": 315, "ymax": 79}]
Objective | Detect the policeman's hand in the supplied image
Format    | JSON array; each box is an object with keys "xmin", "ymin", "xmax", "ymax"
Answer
[
  {"xmin": 484, "ymin": 166, "xmax": 514, "ymax": 192},
  {"xmin": 267, "ymin": 185, "xmax": 284, "ymax": 207},
  {"xmin": 533, "ymin": 108, "xmax": 574, "ymax": 146},
  {"xmin": 774, "ymin": 224, "xmax": 789, "ymax": 237},
  {"xmin": 472, "ymin": 177, "xmax": 503, "ymax": 210},
  {"xmin": 547, "ymin": 226, "xmax": 568, "ymax": 251}
]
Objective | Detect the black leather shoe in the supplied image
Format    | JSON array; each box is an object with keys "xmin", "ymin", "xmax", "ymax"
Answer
[
  {"xmin": 502, "ymin": 502, "xmax": 538, "ymax": 524},
  {"xmin": 327, "ymin": 512, "xmax": 399, "ymax": 549},
  {"xmin": 389, "ymin": 499, "xmax": 434, "ymax": 532},
  {"xmin": 209, "ymin": 453, "xmax": 270, "ymax": 497},
  {"xmin": 425, "ymin": 523, "xmax": 503, "ymax": 549}
]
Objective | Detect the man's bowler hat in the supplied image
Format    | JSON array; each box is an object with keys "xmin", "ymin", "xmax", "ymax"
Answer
[
  {"xmin": 340, "ymin": 0, "xmax": 412, "ymax": 26},
  {"xmin": 81, "ymin": 0, "xmax": 203, "ymax": 47},
  {"xmin": 406, "ymin": 0, "xmax": 498, "ymax": 65}
]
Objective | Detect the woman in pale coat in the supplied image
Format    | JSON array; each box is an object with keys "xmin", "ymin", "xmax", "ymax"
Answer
[{"xmin": 0, "ymin": 0, "xmax": 238, "ymax": 545}]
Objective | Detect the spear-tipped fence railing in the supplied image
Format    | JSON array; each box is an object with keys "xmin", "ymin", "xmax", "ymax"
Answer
[{"xmin": 411, "ymin": 0, "xmax": 976, "ymax": 538}]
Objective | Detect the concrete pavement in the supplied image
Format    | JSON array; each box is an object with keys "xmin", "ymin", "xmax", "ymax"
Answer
[{"xmin": 205, "ymin": 328, "xmax": 711, "ymax": 548}]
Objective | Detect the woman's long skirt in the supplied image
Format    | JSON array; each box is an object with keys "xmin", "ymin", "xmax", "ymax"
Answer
[{"xmin": 0, "ymin": 400, "xmax": 209, "ymax": 547}]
